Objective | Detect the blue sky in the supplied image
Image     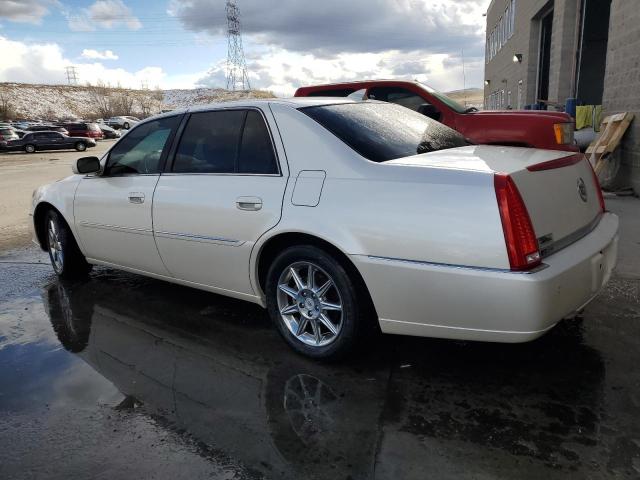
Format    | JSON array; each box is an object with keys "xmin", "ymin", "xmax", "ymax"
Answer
[{"xmin": 0, "ymin": 0, "xmax": 490, "ymax": 95}]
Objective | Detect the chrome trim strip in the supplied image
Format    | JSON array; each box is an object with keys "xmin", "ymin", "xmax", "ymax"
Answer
[
  {"xmin": 540, "ymin": 213, "xmax": 603, "ymax": 258},
  {"xmin": 154, "ymin": 230, "xmax": 243, "ymax": 246},
  {"xmin": 366, "ymin": 255, "xmax": 549, "ymax": 274},
  {"xmin": 160, "ymin": 172, "xmax": 281, "ymax": 177},
  {"xmin": 79, "ymin": 221, "xmax": 153, "ymax": 236}
]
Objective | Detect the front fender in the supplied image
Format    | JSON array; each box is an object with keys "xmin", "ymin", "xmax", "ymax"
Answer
[{"xmin": 32, "ymin": 175, "xmax": 83, "ymax": 250}]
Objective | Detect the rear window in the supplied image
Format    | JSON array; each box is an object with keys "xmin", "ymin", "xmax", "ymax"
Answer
[
  {"xmin": 306, "ymin": 88, "xmax": 356, "ymax": 97},
  {"xmin": 301, "ymin": 102, "xmax": 470, "ymax": 162},
  {"xmin": 0, "ymin": 128, "xmax": 14, "ymax": 135}
]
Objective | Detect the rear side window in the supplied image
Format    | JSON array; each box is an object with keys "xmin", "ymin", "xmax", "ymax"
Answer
[
  {"xmin": 368, "ymin": 87, "xmax": 426, "ymax": 112},
  {"xmin": 238, "ymin": 111, "xmax": 278, "ymax": 174},
  {"xmin": 173, "ymin": 109, "xmax": 278, "ymax": 175},
  {"xmin": 302, "ymin": 102, "xmax": 470, "ymax": 162},
  {"xmin": 106, "ymin": 116, "xmax": 179, "ymax": 175}
]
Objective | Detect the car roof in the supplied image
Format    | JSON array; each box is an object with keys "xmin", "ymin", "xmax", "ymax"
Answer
[
  {"xmin": 297, "ymin": 79, "xmax": 421, "ymax": 89},
  {"xmin": 182, "ymin": 97, "xmax": 359, "ymax": 115}
]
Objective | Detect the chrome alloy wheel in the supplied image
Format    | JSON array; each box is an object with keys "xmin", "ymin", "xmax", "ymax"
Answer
[
  {"xmin": 277, "ymin": 261, "xmax": 343, "ymax": 347},
  {"xmin": 48, "ymin": 219, "xmax": 64, "ymax": 273}
]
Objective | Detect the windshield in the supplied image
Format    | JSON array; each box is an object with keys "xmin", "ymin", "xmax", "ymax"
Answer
[
  {"xmin": 418, "ymin": 82, "xmax": 467, "ymax": 114},
  {"xmin": 301, "ymin": 102, "xmax": 470, "ymax": 163}
]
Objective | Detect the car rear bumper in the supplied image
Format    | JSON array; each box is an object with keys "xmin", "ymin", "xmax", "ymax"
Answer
[{"xmin": 351, "ymin": 212, "xmax": 619, "ymax": 343}]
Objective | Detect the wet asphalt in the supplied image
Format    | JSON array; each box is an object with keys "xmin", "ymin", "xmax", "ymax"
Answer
[{"xmin": 1, "ymin": 198, "xmax": 639, "ymax": 480}]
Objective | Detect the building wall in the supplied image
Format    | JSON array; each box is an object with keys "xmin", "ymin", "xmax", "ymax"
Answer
[
  {"xmin": 602, "ymin": 0, "xmax": 640, "ymax": 192},
  {"xmin": 484, "ymin": 0, "xmax": 580, "ymax": 110}
]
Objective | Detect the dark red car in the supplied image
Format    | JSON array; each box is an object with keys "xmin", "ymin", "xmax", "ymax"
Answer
[
  {"xmin": 58, "ymin": 122, "xmax": 104, "ymax": 140},
  {"xmin": 295, "ymin": 80, "xmax": 578, "ymax": 152}
]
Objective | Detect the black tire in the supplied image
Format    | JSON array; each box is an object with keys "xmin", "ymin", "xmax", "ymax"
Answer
[
  {"xmin": 265, "ymin": 245, "xmax": 365, "ymax": 360},
  {"xmin": 123, "ymin": 122, "xmax": 130, "ymax": 129},
  {"xmin": 24, "ymin": 144, "xmax": 36, "ymax": 153},
  {"xmin": 75, "ymin": 141, "xmax": 87, "ymax": 152},
  {"xmin": 45, "ymin": 210, "xmax": 91, "ymax": 280}
]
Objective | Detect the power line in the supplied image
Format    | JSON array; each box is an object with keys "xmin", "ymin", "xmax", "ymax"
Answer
[
  {"xmin": 65, "ymin": 66, "xmax": 78, "ymax": 85},
  {"xmin": 225, "ymin": 0, "xmax": 250, "ymax": 91}
]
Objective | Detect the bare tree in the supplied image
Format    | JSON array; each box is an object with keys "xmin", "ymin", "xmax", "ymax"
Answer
[
  {"xmin": 86, "ymin": 82, "xmax": 113, "ymax": 118},
  {"xmin": 0, "ymin": 85, "xmax": 16, "ymax": 121}
]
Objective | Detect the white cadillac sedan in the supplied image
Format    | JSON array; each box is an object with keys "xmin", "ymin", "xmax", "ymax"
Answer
[{"xmin": 31, "ymin": 98, "xmax": 619, "ymax": 359}]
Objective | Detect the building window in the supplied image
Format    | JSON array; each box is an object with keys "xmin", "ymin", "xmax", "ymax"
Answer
[
  {"xmin": 510, "ymin": 0, "xmax": 516, "ymax": 38},
  {"xmin": 507, "ymin": 90, "xmax": 512, "ymax": 109},
  {"xmin": 517, "ymin": 80, "xmax": 523, "ymax": 109}
]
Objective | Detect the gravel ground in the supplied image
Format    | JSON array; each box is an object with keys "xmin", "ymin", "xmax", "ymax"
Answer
[{"xmin": 0, "ymin": 197, "xmax": 638, "ymax": 479}]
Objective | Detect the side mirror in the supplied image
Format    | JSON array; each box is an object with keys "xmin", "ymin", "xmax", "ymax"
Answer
[
  {"xmin": 73, "ymin": 156, "xmax": 101, "ymax": 175},
  {"xmin": 418, "ymin": 103, "xmax": 442, "ymax": 121}
]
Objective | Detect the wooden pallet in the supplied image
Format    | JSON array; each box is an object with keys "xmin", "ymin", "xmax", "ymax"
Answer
[
  {"xmin": 587, "ymin": 112, "xmax": 634, "ymax": 170},
  {"xmin": 585, "ymin": 112, "xmax": 635, "ymax": 188}
]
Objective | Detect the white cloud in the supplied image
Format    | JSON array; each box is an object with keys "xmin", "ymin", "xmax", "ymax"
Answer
[
  {"xmin": 81, "ymin": 49, "xmax": 118, "ymax": 60},
  {"xmin": 197, "ymin": 48, "xmax": 484, "ymax": 97},
  {"xmin": 66, "ymin": 0, "xmax": 141, "ymax": 32},
  {"xmin": 0, "ymin": 0, "xmax": 57, "ymax": 24},
  {"xmin": 0, "ymin": 36, "xmax": 164, "ymax": 89}
]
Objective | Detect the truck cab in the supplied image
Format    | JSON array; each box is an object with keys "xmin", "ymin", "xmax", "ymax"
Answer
[{"xmin": 295, "ymin": 80, "xmax": 578, "ymax": 152}]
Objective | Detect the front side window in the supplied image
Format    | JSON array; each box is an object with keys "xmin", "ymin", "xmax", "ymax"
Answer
[
  {"xmin": 105, "ymin": 116, "xmax": 179, "ymax": 175},
  {"xmin": 301, "ymin": 102, "xmax": 470, "ymax": 163},
  {"xmin": 173, "ymin": 109, "xmax": 278, "ymax": 175},
  {"xmin": 368, "ymin": 87, "xmax": 426, "ymax": 112}
]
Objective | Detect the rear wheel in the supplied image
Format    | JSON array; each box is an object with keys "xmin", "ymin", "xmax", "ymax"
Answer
[
  {"xmin": 75, "ymin": 141, "xmax": 87, "ymax": 152},
  {"xmin": 25, "ymin": 144, "xmax": 35, "ymax": 153},
  {"xmin": 266, "ymin": 245, "xmax": 364, "ymax": 359},
  {"xmin": 45, "ymin": 210, "xmax": 91, "ymax": 280}
]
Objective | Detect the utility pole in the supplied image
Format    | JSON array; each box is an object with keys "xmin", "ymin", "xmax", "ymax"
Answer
[
  {"xmin": 225, "ymin": 0, "xmax": 250, "ymax": 91},
  {"xmin": 65, "ymin": 66, "xmax": 79, "ymax": 85},
  {"xmin": 461, "ymin": 49, "xmax": 467, "ymax": 107}
]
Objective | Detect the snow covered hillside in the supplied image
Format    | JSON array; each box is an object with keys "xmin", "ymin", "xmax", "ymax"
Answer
[{"xmin": 0, "ymin": 82, "xmax": 274, "ymax": 120}]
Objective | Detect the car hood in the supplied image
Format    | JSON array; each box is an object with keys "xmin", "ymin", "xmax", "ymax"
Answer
[{"xmin": 470, "ymin": 110, "xmax": 572, "ymax": 121}]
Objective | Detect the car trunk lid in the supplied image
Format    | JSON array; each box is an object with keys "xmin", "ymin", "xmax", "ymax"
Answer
[{"xmin": 385, "ymin": 145, "xmax": 603, "ymax": 259}]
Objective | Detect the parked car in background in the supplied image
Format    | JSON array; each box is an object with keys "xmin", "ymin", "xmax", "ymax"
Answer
[
  {"xmin": 0, "ymin": 127, "xmax": 19, "ymax": 142},
  {"xmin": 26, "ymin": 125, "xmax": 69, "ymax": 136},
  {"xmin": 104, "ymin": 116, "xmax": 140, "ymax": 130},
  {"xmin": 295, "ymin": 80, "xmax": 578, "ymax": 152},
  {"xmin": 12, "ymin": 129, "xmax": 27, "ymax": 139},
  {"xmin": 98, "ymin": 123, "xmax": 121, "ymax": 139},
  {"xmin": 58, "ymin": 122, "xmax": 103, "ymax": 140},
  {"xmin": 3, "ymin": 131, "xmax": 96, "ymax": 153},
  {"xmin": 30, "ymin": 99, "xmax": 616, "ymax": 359}
]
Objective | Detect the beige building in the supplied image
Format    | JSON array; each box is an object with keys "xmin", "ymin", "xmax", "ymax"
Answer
[{"xmin": 484, "ymin": 0, "xmax": 640, "ymax": 191}]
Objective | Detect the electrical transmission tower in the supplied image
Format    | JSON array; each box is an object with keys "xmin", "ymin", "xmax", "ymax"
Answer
[
  {"xmin": 225, "ymin": 0, "xmax": 250, "ymax": 91},
  {"xmin": 65, "ymin": 66, "xmax": 79, "ymax": 85}
]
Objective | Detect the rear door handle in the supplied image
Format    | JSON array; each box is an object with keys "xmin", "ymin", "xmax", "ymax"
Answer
[
  {"xmin": 236, "ymin": 196, "xmax": 262, "ymax": 211},
  {"xmin": 128, "ymin": 192, "xmax": 145, "ymax": 204}
]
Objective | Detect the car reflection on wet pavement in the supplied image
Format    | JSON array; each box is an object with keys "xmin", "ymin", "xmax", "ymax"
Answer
[{"xmin": 1, "ymin": 246, "xmax": 640, "ymax": 479}]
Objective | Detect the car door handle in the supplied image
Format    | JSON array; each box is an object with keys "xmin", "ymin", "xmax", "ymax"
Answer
[
  {"xmin": 236, "ymin": 196, "xmax": 262, "ymax": 211},
  {"xmin": 128, "ymin": 192, "xmax": 145, "ymax": 204}
]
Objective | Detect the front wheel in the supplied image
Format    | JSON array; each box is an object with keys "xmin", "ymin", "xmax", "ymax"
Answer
[
  {"xmin": 45, "ymin": 210, "xmax": 91, "ymax": 280},
  {"xmin": 266, "ymin": 245, "xmax": 364, "ymax": 359},
  {"xmin": 75, "ymin": 142, "xmax": 87, "ymax": 152},
  {"xmin": 25, "ymin": 144, "xmax": 35, "ymax": 153}
]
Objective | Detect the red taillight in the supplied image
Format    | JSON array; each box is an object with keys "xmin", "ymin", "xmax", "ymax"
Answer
[
  {"xmin": 494, "ymin": 174, "xmax": 541, "ymax": 271},
  {"xmin": 587, "ymin": 160, "xmax": 606, "ymax": 213}
]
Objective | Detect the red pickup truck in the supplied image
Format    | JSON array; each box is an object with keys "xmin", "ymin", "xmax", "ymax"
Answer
[{"xmin": 294, "ymin": 80, "xmax": 578, "ymax": 152}]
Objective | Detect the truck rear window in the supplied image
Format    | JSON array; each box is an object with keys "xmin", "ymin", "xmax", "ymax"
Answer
[{"xmin": 301, "ymin": 102, "xmax": 470, "ymax": 162}]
